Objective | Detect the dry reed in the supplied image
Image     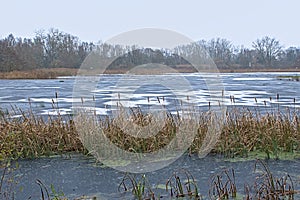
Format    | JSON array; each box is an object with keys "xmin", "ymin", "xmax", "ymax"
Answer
[{"xmin": 0, "ymin": 103, "xmax": 299, "ymax": 161}]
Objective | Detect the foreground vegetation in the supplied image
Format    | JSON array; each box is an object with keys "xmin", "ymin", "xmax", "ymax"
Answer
[
  {"xmin": 0, "ymin": 105, "xmax": 299, "ymax": 161},
  {"xmin": 118, "ymin": 159, "xmax": 298, "ymax": 199},
  {"xmin": 0, "ymin": 103, "xmax": 299, "ymax": 199},
  {"xmin": 1, "ymin": 159, "xmax": 298, "ymax": 199}
]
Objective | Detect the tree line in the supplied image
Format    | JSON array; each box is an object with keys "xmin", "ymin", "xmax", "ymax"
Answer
[{"xmin": 0, "ymin": 28, "xmax": 300, "ymax": 72}]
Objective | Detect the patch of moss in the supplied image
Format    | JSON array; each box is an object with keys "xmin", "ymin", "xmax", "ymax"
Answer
[
  {"xmin": 156, "ymin": 184, "xmax": 166, "ymax": 190},
  {"xmin": 100, "ymin": 159, "xmax": 131, "ymax": 168},
  {"xmin": 277, "ymin": 75, "xmax": 300, "ymax": 81}
]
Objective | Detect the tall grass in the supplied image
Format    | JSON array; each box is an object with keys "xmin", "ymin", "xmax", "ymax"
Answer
[
  {"xmin": 216, "ymin": 107, "xmax": 300, "ymax": 159},
  {"xmin": 0, "ymin": 101, "xmax": 299, "ymax": 161},
  {"xmin": 0, "ymin": 68, "xmax": 78, "ymax": 79},
  {"xmin": 0, "ymin": 108, "xmax": 84, "ymax": 160}
]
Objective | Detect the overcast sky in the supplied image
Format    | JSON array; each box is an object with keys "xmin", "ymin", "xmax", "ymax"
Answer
[{"xmin": 1, "ymin": 0, "xmax": 299, "ymax": 48}]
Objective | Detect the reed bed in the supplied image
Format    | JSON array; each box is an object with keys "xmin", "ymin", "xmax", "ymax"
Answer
[
  {"xmin": 0, "ymin": 68, "xmax": 78, "ymax": 79},
  {"xmin": 214, "ymin": 107, "xmax": 300, "ymax": 159},
  {"xmin": 0, "ymin": 109, "xmax": 84, "ymax": 160},
  {"xmin": 0, "ymin": 103, "xmax": 299, "ymax": 161}
]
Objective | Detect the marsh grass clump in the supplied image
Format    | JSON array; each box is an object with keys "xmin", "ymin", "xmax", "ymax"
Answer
[
  {"xmin": 101, "ymin": 108, "xmax": 178, "ymax": 153},
  {"xmin": 0, "ymin": 109, "xmax": 84, "ymax": 161},
  {"xmin": 0, "ymin": 99, "xmax": 300, "ymax": 161},
  {"xmin": 208, "ymin": 168, "xmax": 237, "ymax": 199},
  {"xmin": 253, "ymin": 159, "xmax": 297, "ymax": 200},
  {"xmin": 0, "ymin": 68, "xmax": 78, "ymax": 79},
  {"xmin": 207, "ymin": 159, "xmax": 297, "ymax": 200},
  {"xmin": 74, "ymin": 104, "xmax": 207, "ymax": 167},
  {"xmin": 214, "ymin": 108, "xmax": 300, "ymax": 159},
  {"xmin": 118, "ymin": 173, "xmax": 156, "ymax": 200},
  {"xmin": 166, "ymin": 169, "xmax": 201, "ymax": 199},
  {"xmin": 118, "ymin": 169, "xmax": 201, "ymax": 200}
]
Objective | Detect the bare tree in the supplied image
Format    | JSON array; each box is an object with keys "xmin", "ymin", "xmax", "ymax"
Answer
[
  {"xmin": 206, "ymin": 38, "xmax": 233, "ymax": 68},
  {"xmin": 252, "ymin": 36, "xmax": 282, "ymax": 67},
  {"xmin": 2, "ymin": 30, "xmax": 300, "ymax": 72}
]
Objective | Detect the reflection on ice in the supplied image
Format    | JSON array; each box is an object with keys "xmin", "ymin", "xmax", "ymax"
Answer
[
  {"xmin": 41, "ymin": 108, "xmax": 71, "ymax": 115},
  {"xmin": 232, "ymin": 77, "xmax": 273, "ymax": 81},
  {"xmin": 1, "ymin": 72, "xmax": 300, "ymax": 116},
  {"xmin": 18, "ymin": 97, "xmax": 84, "ymax": 103}
]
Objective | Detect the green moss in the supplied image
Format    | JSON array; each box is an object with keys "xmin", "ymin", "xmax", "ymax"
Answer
[
  {"xmin": 277, "ymin": 75, "xmax": 300, "ymax": 81},
  {"xmin": 100, "ymin": 159, "xmax": 131, "ymax": 167},
  {"xmin": 156, "ymin": 184, "xmax": 166, "ymax": 190}
]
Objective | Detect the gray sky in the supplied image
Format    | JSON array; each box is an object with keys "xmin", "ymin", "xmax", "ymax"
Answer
[{"xmin": 1, "ymin": 0, "xmax": 299, "ymax": 48}]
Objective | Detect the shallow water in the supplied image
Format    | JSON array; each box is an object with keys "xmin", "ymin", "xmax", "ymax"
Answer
[{"xmin": 3, "ymin": 154, "xmax": 300, "ymax": 199}]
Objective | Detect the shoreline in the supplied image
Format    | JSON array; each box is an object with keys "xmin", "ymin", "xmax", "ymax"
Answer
[{"xmin": 0, "ymin": 67, "xmax": 300, "ymax": 79}]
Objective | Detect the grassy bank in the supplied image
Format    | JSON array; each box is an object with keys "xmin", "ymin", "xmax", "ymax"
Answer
[
  {"xmin": 0, "ymin": 112, "xmax": 84, "ymax": 160},
  {"xmin": 1, "ymin": 67, "xmax": 300, "ymax": 79},
  {"xmin": 0, "ymin": 68, "xmax": 79, "ymax": 79},
  {"xmin": 220, "ymin": 67, "xmax": 300, "ymax": 73},
  {"xmin": 0, "ymin": 105, "xmax": 299, "ymax": 161}
]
